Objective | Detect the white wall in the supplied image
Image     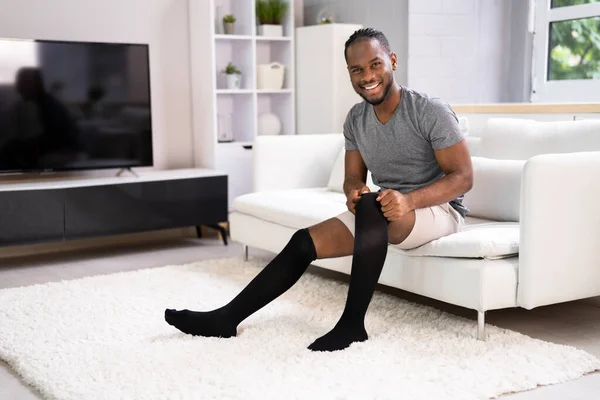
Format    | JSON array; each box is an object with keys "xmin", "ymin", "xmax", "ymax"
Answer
[
  {"xmin": 303, "ymin": 0, "xmax": 409, "ymax": 86},
  {"xmin": 303, "ymin": 0, "xmax": 532, "ymax": 104},
  {"xmin": 0, "ymin": 0, "xmax": 194, "ymax": 171},
  {"xmin": 408, "ymin": 0, "xmax": 532, "ymax": 104}
]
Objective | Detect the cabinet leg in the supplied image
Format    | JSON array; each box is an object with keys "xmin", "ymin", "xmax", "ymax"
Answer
[{"xmin": 197, "ymin": 224, "xmax": 228, "ymax": 245}]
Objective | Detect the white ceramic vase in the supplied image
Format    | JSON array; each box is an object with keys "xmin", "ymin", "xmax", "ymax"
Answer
[
  {"xmin": 258, "ymin": 24, "xmax": 283, "ymax": 37},
  {"xmin": 227, "ymin": 74, "xmax": 242, "ymax": 89},
  {"xmin": 258, "ymin": 112, "xmax": 282, "ymax": 135}
]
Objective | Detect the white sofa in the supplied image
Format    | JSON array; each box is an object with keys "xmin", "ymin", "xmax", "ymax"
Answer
[{"xmin": 229, "ymin": 118, "xmax": 600, "ymax": 339}]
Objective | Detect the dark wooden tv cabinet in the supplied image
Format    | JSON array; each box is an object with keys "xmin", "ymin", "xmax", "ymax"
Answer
[{"xmin": 0, "ymin": 169, "xmax": 228, "ymax": 247}]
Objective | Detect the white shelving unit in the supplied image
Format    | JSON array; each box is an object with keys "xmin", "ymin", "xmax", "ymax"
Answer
[{"xmin": 188, "ymin": 0, "xmax": 295, "ymax": 208}]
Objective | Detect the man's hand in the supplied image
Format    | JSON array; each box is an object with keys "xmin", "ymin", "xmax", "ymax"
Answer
[
  {"xmin": 376, "ymin": 189, "xmax": 413, "ymax": 221},
  {"xmin": 346, "ymin": 185, "xmax": 371, "ymax": 214}
]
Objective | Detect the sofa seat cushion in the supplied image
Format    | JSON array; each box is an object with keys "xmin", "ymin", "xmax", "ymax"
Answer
[
  {"xmin": 391, "ymin": 217, "xmax": 519, "ymax": 259},
  {"xmin": 232, "ymin": 188, "xmax": 348, "ymax": 229},
  {"xmin": 233, "ymin": 190, "xmax": 519, "ymax": 259}
]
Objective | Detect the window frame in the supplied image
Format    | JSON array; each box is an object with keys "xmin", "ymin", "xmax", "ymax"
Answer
[{"xmin": 531, "ymin": 0, "xmax": 600, "ymax": 102}]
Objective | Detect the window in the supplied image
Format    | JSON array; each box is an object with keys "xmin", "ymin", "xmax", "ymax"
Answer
[
  {"xmin": 532, "ymin": 0, "xmax": 600, "ymax": 102},
  {"xmin": 551, "ymin": 0, "xmax": 599, "ymax": 8}
]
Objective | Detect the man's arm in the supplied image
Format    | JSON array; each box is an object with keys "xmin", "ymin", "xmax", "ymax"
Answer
[
  {"xmin": 404, "ymin": 139, "xmax": 473, "ymax": 210},
  {"xmin": 343, "ymin": 150, "xmax": 372, "ymax": 214},
  {"xmin": 343, "ymin": 150, "xmax": 369, "ymax": 197}
]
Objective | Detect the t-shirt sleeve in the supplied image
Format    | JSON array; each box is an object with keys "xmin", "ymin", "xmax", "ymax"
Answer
[
  {"xmin": 343, "ymin": 107, "xmax": 358, "ymax": 151},
  {"xmin": 420, "ymin": 98, "xmax": 465, "ymax": 150}
]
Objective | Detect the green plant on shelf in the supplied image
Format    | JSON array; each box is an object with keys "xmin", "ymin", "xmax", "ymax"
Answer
[
  {"xmin": 222, "ymin": 14, "xmax": 236, "ymax": 23},
  {"xmin": 256, "ymin": 0, "xmax": 289, "ymax": 25},
  {"xmin": 223, "ymin": 62, "xmax": 241, "ymax": 75}
]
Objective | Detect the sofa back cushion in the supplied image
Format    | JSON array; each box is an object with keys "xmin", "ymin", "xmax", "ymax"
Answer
[
  {"xmin": 327, "ymin": 147, "xmax": 378, "ymax": 193},
  {"xmin": 328, "ymin": 148, "xmax": 525, "ymax": 222},
  {"xmin": 463, "ymin": 157, "xmax": 526, "ymax": 222},
  {"xmin": 479, "ymin": 118, "xmax": 600, "ymax": 160}
]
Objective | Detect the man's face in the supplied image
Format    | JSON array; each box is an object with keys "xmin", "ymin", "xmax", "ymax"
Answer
[{"xmin": 346, "ymin": 39, "xmax": 397, "ymax": 106}]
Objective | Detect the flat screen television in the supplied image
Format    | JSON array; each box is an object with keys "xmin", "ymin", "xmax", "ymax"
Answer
[{"xmin": 0, "ymin": 38, "xmax": 153, "ymax": 173}]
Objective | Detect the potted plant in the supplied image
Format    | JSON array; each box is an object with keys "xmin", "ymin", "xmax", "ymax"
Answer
[
  {"xmin": 223, "ymin": 14, "xmax": 236, "ymax": 34},
  {"xmin": 256, "ymin": 0, "xmax": 289, "ymax": 37},
  {"xmin": 223, "ymin": 62, "xmax": 242, "ymax": 89}
]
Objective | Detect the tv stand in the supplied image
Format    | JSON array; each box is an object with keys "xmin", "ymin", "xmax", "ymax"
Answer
[
  {"xmin": 0, "ymin": 168, "xmax": 228, "ymax": 247},
  {"xmin": 196, "ymin": 224, "xmax": 228, "ymax": 245},
  {"xmin": 116, "ymin": 167, "xmax": 139, "ymax": 178}
]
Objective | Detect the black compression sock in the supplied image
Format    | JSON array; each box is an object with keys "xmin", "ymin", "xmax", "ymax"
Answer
[
  {"xmin": 165, "ymin": 228, "xmax": 317, "ymax": 337},
  {"xmin": 309, "ymin": 192, "xmax": 389, "ymax": 352}
]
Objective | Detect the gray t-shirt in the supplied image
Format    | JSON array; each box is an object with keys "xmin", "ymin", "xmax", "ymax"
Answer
[{"xmin": 343, "ymin": 86, "xmax": 468, "ymax": 217}]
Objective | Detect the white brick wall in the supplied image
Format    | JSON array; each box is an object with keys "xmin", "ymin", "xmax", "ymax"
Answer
[
  {"xmin": 408, "ymin": 0, "xmax": 523, "ymax": 103},
  {"xmin": 409, "ymin": 0, "xmax": 442, "ymax": 14},
  {"xmin": 302, "ymin": 0, "xmax": 531, "ymax": 103},
  {"xmin": 442, "ymin": 0, "xmax": 475, "ymax": 15}
]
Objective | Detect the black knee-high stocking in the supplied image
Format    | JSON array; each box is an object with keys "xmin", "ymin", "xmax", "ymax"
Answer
[
  {"xmin": 309, "ymin": 192, "xmax": 389, "ymax": 352},
  {"xmin": 165, "ymin": 228, "xmax": 317, "ymax": 337}
]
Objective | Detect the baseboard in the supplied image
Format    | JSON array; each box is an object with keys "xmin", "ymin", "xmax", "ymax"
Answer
[{"xmin": 0, "ymin": 227, "xmax": 199, "ymax": 260}]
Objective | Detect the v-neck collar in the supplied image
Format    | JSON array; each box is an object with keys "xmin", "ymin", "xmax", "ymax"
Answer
[{"xmin": 370, "ymin": 85, "xmax": 403, "ymax": 126}]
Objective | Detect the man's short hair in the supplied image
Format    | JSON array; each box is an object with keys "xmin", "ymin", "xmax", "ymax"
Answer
[{"xmin": 344, "ymin": 28, "xmax": 392, "ymax": 60}]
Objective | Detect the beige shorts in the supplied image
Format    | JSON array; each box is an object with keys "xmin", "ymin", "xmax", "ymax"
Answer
[{"xmin": 335, "ymin": 203, "xmax": 463, "ymax": 250}]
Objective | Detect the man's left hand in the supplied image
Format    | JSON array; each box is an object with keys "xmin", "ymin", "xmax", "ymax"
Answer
[{"xmin": 376, "ymin": 189, "xmax": 413, "ymax": 221}]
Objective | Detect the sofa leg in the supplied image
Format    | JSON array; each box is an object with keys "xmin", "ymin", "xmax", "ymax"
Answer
[
  {"xmin": 243, "ymin": 245, "xmax": 249, "ymax": 261},
  {"xmin": 477, "ymin": 311, "xmax": 486, "ymax": 341}
]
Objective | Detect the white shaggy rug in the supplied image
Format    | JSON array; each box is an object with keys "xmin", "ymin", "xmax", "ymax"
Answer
[{"xmin": 1, "ymin": 257, "xmax": 599, "ymax": 400}]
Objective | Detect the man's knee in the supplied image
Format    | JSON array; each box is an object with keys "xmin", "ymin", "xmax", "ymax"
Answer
[
  {"xmin": 288, "ymin": 228, "xmax": 317, "ymax": 261},
  {"xmin": 307, "ymin": 218, "xmax": 355, "ymax": 259}
]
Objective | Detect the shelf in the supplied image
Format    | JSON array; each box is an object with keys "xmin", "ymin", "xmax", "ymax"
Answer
[
  {"xmin": 217, "ymin": 141, "xmax": 253, "ymax": 147},
  {"xmin": 215, "ymin": 35, "xmax": 291, "ymax": 42},
  {"xmin": 215, "ymin": 39, "xmax": 254, "ymax": 89},
  {"xmin": 216, "ymin": 94, "xmax": 254, "ymax": 142},
  {"xmin": 255, "ymin": 36, "xmax": 293, "ymax": 42},
  {"xmin": 257, "ymin": 89, "xmax": 293, "ymax": 94},
  {"xmin": 215, "ymin": 89, "xmax": 293, "ymax": 94},
  {"xmin": 257, "ymin": 93, "xmax": 293, "ymax": 135},
  {"xmin": 194, "ymin": 0, "xmax": 296, "ymax": 208},
  {"xmin": 215, "ymin": 34, "xmax": 252, "ymax": 40},
  {"xmin": 213, "ymin": 0, "xmax": 254, "ymax": 36},
  {"xmin": 216, "ymin": 89, "xmax": 254, "ymax": 94}
]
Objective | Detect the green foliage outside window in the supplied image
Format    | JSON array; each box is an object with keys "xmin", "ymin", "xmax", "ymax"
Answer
[{"xmin": 549, "ymin": 0, "xmax": 600, "ymax": 80}]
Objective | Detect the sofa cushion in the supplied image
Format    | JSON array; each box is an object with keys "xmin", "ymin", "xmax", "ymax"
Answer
[
  {"xmin": 466, "ymin": 136, "xmax": 481, "ymax": 156},
  {"xmin": 392, "ymin": 217, "xmax": 519, "ymax": 259},
  {"xmin": 463, "ymin": 157, "xmax": 526, "ymax": 222},
  {"xmin": 480, "ymin": 118, "xmax": 600, "ymax": 160},
  {"xmin": 233, "ymin": 190, "xmax": 519, "ymax": 259},
  {"xmin": 232, "ymin": 188, "xmax": 348, "ymax": 229},
  {"xmin": 327, "ymin": 147, "xmax": 378, "ymax": 193}
]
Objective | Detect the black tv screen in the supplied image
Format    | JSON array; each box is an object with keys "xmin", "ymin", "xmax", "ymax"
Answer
[{"xmin": 0, "ymin": 38, "xmax": 153, "ymax": 173}]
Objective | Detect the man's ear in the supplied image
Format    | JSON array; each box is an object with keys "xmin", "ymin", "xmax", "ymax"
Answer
[{"xmin": 390, "ymin": 52, "xmax": 398, "ymax": 70}]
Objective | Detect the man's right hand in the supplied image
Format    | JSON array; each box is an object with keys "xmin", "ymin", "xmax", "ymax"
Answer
[{"xmin": 346, "ymin": 186, "xmax": 371, "ymax": 214}]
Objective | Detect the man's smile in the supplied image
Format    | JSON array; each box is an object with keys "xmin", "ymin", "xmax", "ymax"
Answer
[{"xmin": 362, "ymin": 82, "xmax": 381, "ymax": 92}]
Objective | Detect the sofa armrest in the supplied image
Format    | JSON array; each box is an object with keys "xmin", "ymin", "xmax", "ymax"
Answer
[
  {"xmin": 252, "ymin": 133, "xmax": 344, "ymax": 192},
  {"xmin": 518, "ymin": 151, "xmax": 600, "ymax": 309}
]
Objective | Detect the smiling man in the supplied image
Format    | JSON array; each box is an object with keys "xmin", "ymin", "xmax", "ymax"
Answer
[
  {"xmin": 337, "ymin": 28, "xmax": 473, "ymax": 248},
  {"xmin": 164, "ymin": 28, "xmax": 473, "ymax": 353}
]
